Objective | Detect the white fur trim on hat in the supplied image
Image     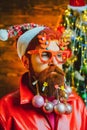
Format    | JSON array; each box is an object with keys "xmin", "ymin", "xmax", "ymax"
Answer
[
  {"xmin": 68, "ymin": 5, "xmax": 87, "ymax": 11},
  {"xmin": 17, "ymin": 26, "xmax": 45, "ymax": 59},
  {"xmin": 68, "ymin": 0, "xmax": 87, "ymax": 11}
]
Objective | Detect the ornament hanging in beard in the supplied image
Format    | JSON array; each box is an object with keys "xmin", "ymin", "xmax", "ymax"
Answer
[
  {"xmin": 38, "ymin": 66, "xmax": 65, "ymax": 98},
  {"xmin": 32, "ymin": 65, "xmax": 72, "ymax": 114}
]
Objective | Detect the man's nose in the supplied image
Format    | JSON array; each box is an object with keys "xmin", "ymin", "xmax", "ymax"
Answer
[{"xmin": 48, "ymin": 57, "xmax": 58, "ymax": 66}]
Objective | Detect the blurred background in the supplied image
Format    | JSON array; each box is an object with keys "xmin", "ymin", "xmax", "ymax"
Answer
[
  {"xmin": 0, "ymin": 0, "xmax": 87, "ymax": 98},
  {"xmin": 0, "ymin": 0, "xmax": 69, "ymax": 98}
]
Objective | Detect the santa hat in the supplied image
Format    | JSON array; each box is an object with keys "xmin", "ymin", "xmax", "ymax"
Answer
[
  {"xmin": 0, "ymin": 23, "xmax": 46, "ymax": 59},
  {"xmin": 68, "ymin": 0, "xmax": 87, "ymax": 11}
]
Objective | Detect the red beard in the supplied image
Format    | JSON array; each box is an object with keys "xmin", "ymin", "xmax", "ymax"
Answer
[{"xmin": 38, "ymin": 66, "xmax": 65, "ymax": 97}]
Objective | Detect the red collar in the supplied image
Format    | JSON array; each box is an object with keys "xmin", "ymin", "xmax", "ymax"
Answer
[{"xmin": 20, "ymin": 72, "xmax": 34, "ymax": 104}]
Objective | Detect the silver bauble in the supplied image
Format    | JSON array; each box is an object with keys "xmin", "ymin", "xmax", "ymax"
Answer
[
  {"xmin": 54, "ymin": 103, "xmax": 66, "ymax": 114},
  {"xmin": 43, "ymin": 102, "xmax": 54, "ymax": 113},
  {"xmin": 65, "ymin": 104, "xmax": 72, "ymax": 114}
]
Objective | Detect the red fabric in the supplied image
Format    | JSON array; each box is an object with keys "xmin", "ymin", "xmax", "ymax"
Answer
[
  {"xmin": 0, "ymin": 72, "xmax": 87, "ymax": 130},
  {"xmin": 70, "ymin": 0, "xmax": 85, "ymax": 6}
]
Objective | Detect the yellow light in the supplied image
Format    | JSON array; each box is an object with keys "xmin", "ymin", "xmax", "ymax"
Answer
[
  {"xmin": 82, "ymin": 54, "xmax": 84, "ymax": 57},
  {"xmin": 75, "ymin": 48, "xmax": 77, "ymax": 51},
  {"xmin": 84, "ymin": 47, "xmax": 87, "ymax": 50},
  {"xmin": 76, "ymin": 83, "xmax": 79, "ymax": 86}
]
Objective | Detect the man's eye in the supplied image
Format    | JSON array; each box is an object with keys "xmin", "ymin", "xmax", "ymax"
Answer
[
  {"xmin": 42, "ymin": 52, "xmax": 48, "ymax": 56},
  {"xmin": 57, "ymin": 53, "xmax": 62, "ymax": 58},
  {"xmin": 41, "ymin": 52, "xmax": 51, "ymax": 61}
]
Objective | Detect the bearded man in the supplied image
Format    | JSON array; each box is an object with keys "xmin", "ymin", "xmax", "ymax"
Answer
[{"xmin": 0, "ymin": 23, "xmax": 86, "ymax": 130}]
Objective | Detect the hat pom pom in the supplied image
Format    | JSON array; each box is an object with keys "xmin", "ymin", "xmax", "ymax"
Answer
[{"xmin": 0, "ymin": 29, "xmax": 8, "ymax": 41}]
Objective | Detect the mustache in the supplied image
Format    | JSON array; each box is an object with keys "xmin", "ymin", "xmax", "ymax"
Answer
[
  {"xmin": 37, "ymin": 66, "xmax": 65, "ymax": 97},
  {"xmin": 38, "ymin": 66, "xmax": 65, "ymax": 81}
]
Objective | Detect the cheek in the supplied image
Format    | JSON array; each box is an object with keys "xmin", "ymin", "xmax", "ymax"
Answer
[
  {"xmin": 52, "ymin": 57, "xmax": 63, "ymax": 69},
  {"xmin": 31, "ymin": 55, "xmax": 48, "ymax": 73},
  {"xmin": 56, "ymin": 64, "xmax": 62, "ymax": 69}
]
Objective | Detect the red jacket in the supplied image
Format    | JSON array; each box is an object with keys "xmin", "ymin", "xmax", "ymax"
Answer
[{"xmin": 0, "ymin": 72, "xmax": 87, "ymax": 130}]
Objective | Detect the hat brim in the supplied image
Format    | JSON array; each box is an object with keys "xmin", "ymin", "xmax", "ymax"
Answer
[
  {"xmin": 17, "ymin": 26, "xmax": 45, "ymax": 59},
  {"xmin": 68, "ymin": 5, "xmax": 87, "ymax": 11}
]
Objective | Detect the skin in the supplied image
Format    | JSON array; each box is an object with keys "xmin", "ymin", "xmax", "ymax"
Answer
[
  {"xmin": 22, "ymin": 40, "xmax": 63, "ymax": 75},
  {"xmin": 22, "ymin": 40, "xmax": 65, "ymax": 97}
]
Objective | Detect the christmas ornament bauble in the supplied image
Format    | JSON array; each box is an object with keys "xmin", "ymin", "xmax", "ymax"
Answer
[
  {"xmin": 54, "ymin": 103, "xmax": 66, "ymax": 114},
  {"xmin": 82, "ymin": 93, "xmax": 87, "ymax": 99},
  {"xmin": 65, "ymin": 103, "xmax": 72, "ymax": 114},
  {"xmin": 32, "ymin": 95, "xmax": 44, "ymax": 108},
  {"xmin": 52, "ymin": 99, "xmax": 58, "ymax": 105},
  {"xmin": 43, "ymin": 102, "xmax": 54, "ymax": 113},
  {"xmin": 81, "ymin": 65, "xmax": 87, "ymax": 75}
]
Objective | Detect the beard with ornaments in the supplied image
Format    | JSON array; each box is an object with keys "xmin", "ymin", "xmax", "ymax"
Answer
[{"xmin": 32, "ymin": 65, "xmax": 72, "ymax": 114}]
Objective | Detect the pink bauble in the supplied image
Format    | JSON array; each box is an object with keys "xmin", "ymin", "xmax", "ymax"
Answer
[
  {"xmin": 52, "ymin": 99, "xmax": 58, "ymax": 106},
  {"xmin": 32, "ymin": 95, "xmax": 44, "ymax": 108}
]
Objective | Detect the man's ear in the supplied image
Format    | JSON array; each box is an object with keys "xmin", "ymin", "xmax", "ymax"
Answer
[{"xmin": 22, "ymin": 55, "xmax": 29, "ymax": 69}]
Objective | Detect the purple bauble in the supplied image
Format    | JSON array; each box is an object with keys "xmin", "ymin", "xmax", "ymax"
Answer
[
  {"xmin": 32, "ymin": 95, "xmax": 44, "ymax": 108},
  {"xmin": 54, "ymin": 103, "xmax": 66, "ymax": 114}
]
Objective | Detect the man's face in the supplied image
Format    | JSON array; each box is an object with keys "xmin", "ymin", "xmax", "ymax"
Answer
[
  {"xmin": 30, "ymin": 40, "xmax": 65, "ymax": 97},
  {"xmin": 31, "ymin": 40, "xmax": 62, "ymax": 74}
]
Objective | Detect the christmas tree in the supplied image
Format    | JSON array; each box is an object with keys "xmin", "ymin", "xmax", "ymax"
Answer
[{"xmin": 58, "ymin": 0, "xmax": 87, "ymax": 106}]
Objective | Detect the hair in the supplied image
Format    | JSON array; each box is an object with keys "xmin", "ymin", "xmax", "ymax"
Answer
[{"xmin": 25, "ymin": 27, "xmax": 61, "ymax": 54}]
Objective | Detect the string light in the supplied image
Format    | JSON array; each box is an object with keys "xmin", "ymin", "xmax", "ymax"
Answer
[{"xmin": 62, "ymin": 8, "xmax": 87, "ymax": 105}]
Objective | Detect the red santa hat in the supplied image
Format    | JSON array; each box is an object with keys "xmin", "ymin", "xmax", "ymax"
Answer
[
  {"xmin": 68, "ymin": 0, "xmax": 87, "ymax": 11},
  {"xmin": 0, "ymin": 23, "xmax": 46, "ymax": 59}
]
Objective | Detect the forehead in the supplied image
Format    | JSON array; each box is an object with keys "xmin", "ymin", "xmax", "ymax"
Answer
[{"xmin": 46, "ymin": 40, "xmax": 60, "ymax": 51}]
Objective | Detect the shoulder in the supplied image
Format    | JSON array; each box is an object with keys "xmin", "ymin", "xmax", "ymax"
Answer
[
  {"xmin": 69, "ymin": 91, "xmax": 86, "ymax": 110},
  {"xmin": 0, "ymin": 90, "xmax": 20, "ymax": 129},
  {"xmin": 0, "ymin": 89, "xmax": 20, "ymax": 110},
  {"xmin": 70, "ymin": 91, "xmax": 84, "ymax": 102}
]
